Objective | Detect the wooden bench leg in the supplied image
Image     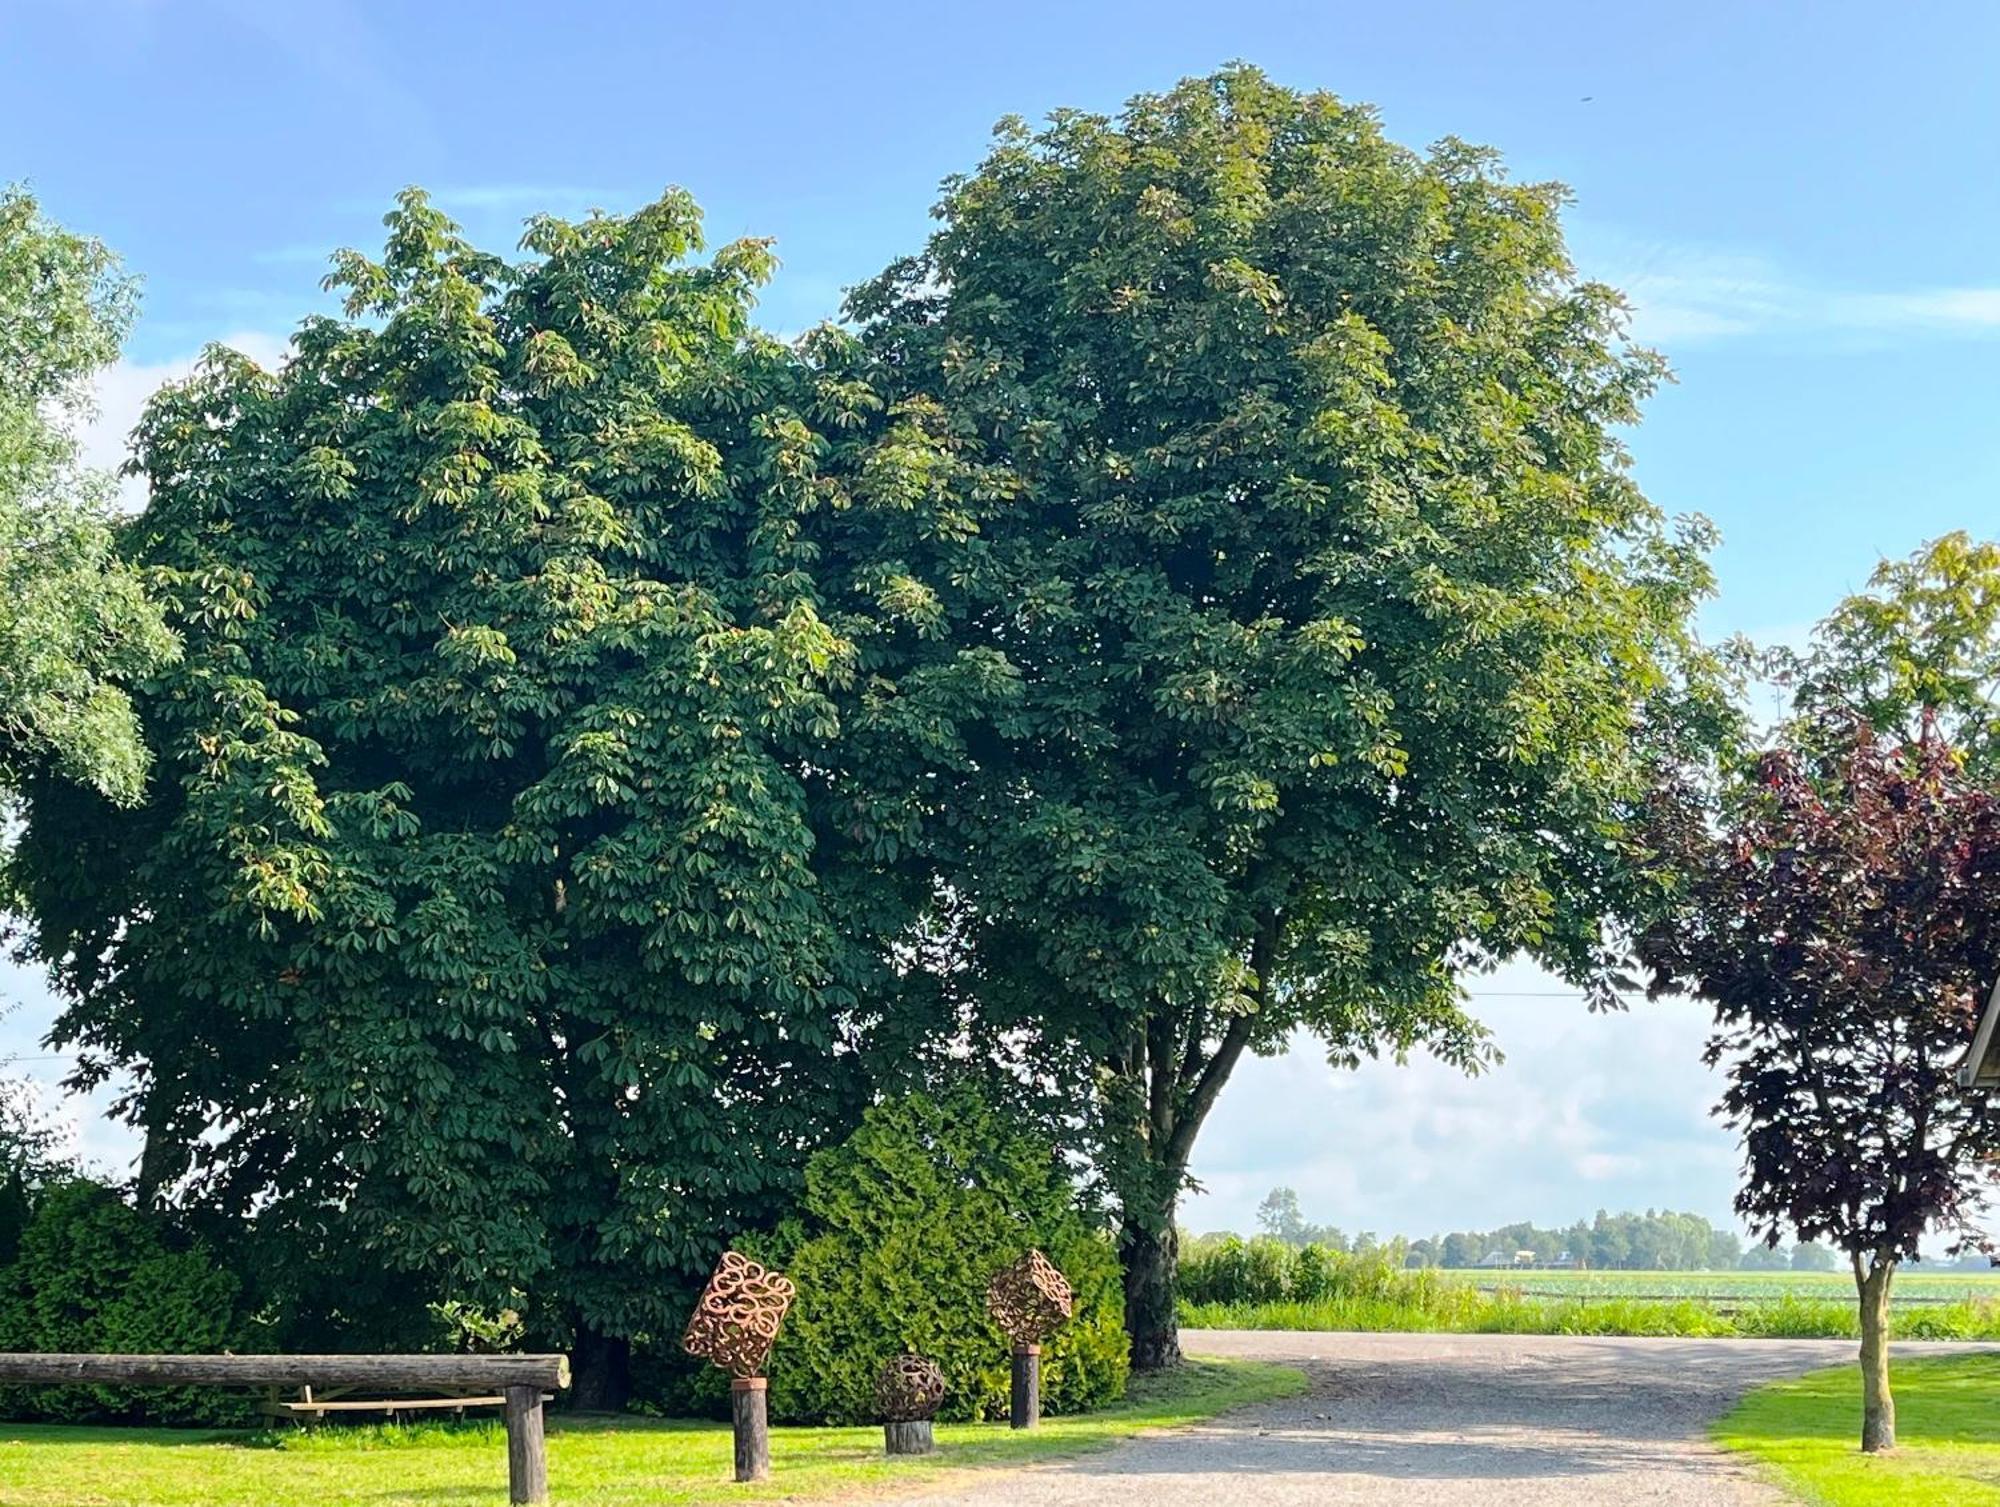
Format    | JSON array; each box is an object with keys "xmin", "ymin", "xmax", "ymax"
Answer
[{"xmin": 504, "ymin": 1384, "xmax": 548, "ymax": 1505}]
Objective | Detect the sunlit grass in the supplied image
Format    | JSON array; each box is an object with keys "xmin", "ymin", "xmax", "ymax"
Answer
[
  {"xmin": 0, "ymin": 1357, "xmax": 1306, "ymax": 1506},
  {"xmin": 1715, "ymin": 1352, "xmax": 2000, "ymax": 1506}
]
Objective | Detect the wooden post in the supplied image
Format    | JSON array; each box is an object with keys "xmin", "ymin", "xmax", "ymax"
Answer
[
  {"xmin": 883, "ymin": 1418, "xmax": 935, "ymax": 1455},
  {"xmin": 731, "ymin": 1376, "xmax": 770, "ymax": 1482},
  {"xmin": 504, "ymin": 1384, "xmax": 549, "ymax": 1506},
  {"xmin": 1010, "ymin": 1345, "xmax": 1040, "ymax": 1429}
]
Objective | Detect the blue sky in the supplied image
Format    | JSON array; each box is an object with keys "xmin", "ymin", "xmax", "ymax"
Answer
[{"xmin": 5, "ymin": 0, "xmax": 1999, "ymax": 1239}]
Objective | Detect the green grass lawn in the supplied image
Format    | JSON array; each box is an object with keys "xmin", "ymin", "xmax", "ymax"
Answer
[
  {"xmin": 1715, "ymin": 1352, "xmax": 2000, "ymax": 1505},
  {"xmin": 0, "ymin": 1358, "xmax": 1305, "ymax": 1507}
]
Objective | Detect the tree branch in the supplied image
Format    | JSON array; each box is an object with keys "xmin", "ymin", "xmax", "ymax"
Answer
[{"xmin": 1163, "ymin": 910, "xmax": 1280, "ymax": 1169}]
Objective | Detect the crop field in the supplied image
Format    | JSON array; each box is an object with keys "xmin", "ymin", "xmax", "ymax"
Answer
[
  {"xmin": 1465, "ymin": 1268, "xmax": 2000, "ymax": 1309},
  {"xmin": 1178, "ymin": 1262, "xmax": 2000, "ymax": 1341}
]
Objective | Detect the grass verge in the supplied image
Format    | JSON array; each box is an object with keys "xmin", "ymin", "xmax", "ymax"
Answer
[
  {"xmin": 0, "ymin": 1357, "xmax": 1306, "ymax": 1507},
  {"xmin": 1714, "ymin": 1351, "xmax": 2000, "ymax": 1506}
]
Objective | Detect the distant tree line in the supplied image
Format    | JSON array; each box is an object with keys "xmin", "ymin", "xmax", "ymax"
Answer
[{"xmin": 1239, "ymin": 1188, "xmax": 1842, "ymax": 1270}]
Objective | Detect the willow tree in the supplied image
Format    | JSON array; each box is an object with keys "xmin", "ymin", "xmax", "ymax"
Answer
[
  {"xmin": 845, "ymin": 67, "xmax": 1728, "ymax": 1366},
  {"xmin": 8, "ymin": 191, "xmax": 944, "ymax": 1407}
]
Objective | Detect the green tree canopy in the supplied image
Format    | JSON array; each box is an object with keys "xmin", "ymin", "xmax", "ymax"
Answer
[
  {"xmin": 1774, "ymin": 531, "xmax": 2000, "ymax": 775},
  {"xmin": 0, "ymin": 187, "xmax": 174, "ymax": 813},
  {"xmin": 8, "ymin": 190, "xmax": 943, "ymax": 1408},
  {"xmin": 843, "ymin": 65, "xmax": 1730, "ymax": 1365}
]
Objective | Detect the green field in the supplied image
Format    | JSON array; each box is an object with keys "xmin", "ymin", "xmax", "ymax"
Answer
[
  {"xmin": 1463, "ymin": 1268, "xmax": 2000, "ymax": 1308},
  {"xmin": 1181, "ymin": 1266, "xmax": 2000, "ymax": 1341},
  {"xmin": 0, "ymin": 1359, "xmax": 1306, "ymax": 1507},
  {"xmin": 1717, "ymin": 1353, "xmax": 2000, "ymax": 1505}
]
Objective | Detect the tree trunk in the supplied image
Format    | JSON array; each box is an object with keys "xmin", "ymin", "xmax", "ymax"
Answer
[
  {"xmin": 1109, "ymin": 919, "xmax": 1275, "ymax": 1375},
  {"xmin": 1856, "ymin": 1256, "xmax": 1896, "ymax": 1453},
  {"xmin": 134, "ymin": 1122, "xmax": 179, "ymax": 1208},
  {"xmin": 568, "ymin": 1325, "xmax": 631, "ymax": 1414},
  {"xmin": 1120, "ymin": 1206, "xmax": 1182, "ymax": 1371}
]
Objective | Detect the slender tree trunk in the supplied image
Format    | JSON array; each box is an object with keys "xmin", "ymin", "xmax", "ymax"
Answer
[
  {"xmin": 1120, "ymin": 1201, "xmax": 1182, "ymax": 1371},
  {"xmin": 134, "ymin": 1119, "xmax": 180, "ymax": 1208},
  {"xmin": 1110, "ymin": 914, "xmax": 1278, "ymax": 1372},
  {"xmin": 568, "ymin": 1325, "xmax": 631, "ymax": 1414},
  {"xmin": 1856, "ymin": 1255, "xmax": 1895, "ymax": 1453}
]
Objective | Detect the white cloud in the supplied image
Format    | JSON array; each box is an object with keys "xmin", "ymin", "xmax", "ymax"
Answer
[
  {"xmin": 0, "ymin": 958, "xmax": 139, "ymax": 1181},
  {"xmin": 1183, "ymin": 957, "xmax": 1746, "ymax": 1239},
  {"xmin": 80, "ymin": 331, "xmax": 290, "ymax": 512},
  {"xmin": 431, "ymin": 185, "xmax": 624, "ymax": 213},
  {"xmin": 1575, "ymin": 229, "xmax": 2000, "ymax": 349}
]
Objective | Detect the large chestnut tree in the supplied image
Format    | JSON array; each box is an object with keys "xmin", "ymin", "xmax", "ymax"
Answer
[
  {"xmin": 7, "ymin": 191, "xmax": 948, "ymax": 1408},
  {"xmin": 845, "ymin": 66, "xmax": 1729, "ymax": 1367}
]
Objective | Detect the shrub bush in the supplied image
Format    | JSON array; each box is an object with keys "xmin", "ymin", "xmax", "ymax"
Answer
[
  {"xmin": 1181, "ymin": 1237, "xmax": 1446, "ymax": 1311},
  {"xmin": 752, "ymin": 1089, "xmax": 1128, "ymax": 1425},
  {"xmin": 0, "ymin": 1179, "xmax": 254, "ymax": 1426}
]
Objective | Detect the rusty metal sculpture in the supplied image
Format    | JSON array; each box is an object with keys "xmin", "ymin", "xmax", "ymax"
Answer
[
  {"xmin": 986, "ymin": 1248, "xmax": 1074, "ymax": 1348},
  {"xmin": 683, "ymin": 1250, "xmax": 797, "ymax": 1481},
  {"xmin": 876, "ymin": 1352, "xmax": 946, "ymax": 1457},
  {"xmin": 987, "ymin": 1249, "xmax": 1073, "ymax": 1429},
  {"xmin": 682, "ymin": 1250, "xmax": 797, "ymax": 1379},
  {"xmin": 876, "ymin": 1354, "xmax": 946, "ymax": 1422}
]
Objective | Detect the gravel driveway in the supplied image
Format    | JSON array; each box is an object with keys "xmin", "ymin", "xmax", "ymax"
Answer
[{"xmin": 900, "ymin": 1329, "xmax": 1899, "ymax": 1505}]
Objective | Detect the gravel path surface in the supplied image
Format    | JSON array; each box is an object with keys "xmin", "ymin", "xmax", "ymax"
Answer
[{"xmin": 900, "ymin": 1329, "xmax": 1903, "ymax": 1506}]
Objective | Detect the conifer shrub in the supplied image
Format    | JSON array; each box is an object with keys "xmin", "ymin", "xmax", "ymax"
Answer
[
  {"xmin": 0, "ymin": 1180, "xmax": 253, "ymax": 1425},
  {"xmin": 757, "ymin": 1089, "xmax": 1128, "ymax": 1424}
]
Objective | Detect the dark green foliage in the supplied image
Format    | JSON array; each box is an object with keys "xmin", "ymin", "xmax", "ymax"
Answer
[
  {"xmin": 758, "ymin": 1090, "xmax": 1128, "ymax": 1424},
  {"xmin": 231, "ymin": 1213, "xmax": 456, "ymax": 1357},
  {"xmin": 841, "ymin": 64, "xmax": 1733, "ymax": 1362},
  {"xmin": 7, "ymin": 189, "xmax": 952, "ymax": 1405},
  {"xmin": 2, "ymin": 68, "xmax": 1742, "ymax": 1389},
  {"xmin": 0, "ymin": 1180, "xmax": 252, "ymax": 1426}
]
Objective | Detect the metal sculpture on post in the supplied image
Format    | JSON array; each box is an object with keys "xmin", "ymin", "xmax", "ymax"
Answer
[
  {"xmin": 986, "ymin": 1248, "xmax": 1074, "ymax": 1429},
  {"xmin": 683, "ymin": 1251, "xmax": 797, "ymax": 1482},
  {"xmin": 875, "ymin": 1353, "xmax": 946, "ymax": 1456}
]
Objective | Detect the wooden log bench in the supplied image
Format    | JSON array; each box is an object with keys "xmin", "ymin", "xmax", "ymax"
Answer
[
  {"xmin": 0, "ymin": 1352, "xmax": 569, "ymax": 1505},
  {"xmin": 267, "ymin": 1383, "xmax": 556, "ymax": 1425}
]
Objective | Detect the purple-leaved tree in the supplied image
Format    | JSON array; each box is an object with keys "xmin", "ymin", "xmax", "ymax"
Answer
[{"xmin": 1641, "ymin": 717, "xmax": 2000, "ymax": 1451}]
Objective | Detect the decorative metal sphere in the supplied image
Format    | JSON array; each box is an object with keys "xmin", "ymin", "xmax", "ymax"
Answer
[{"xmin": 876, "ymin": 1353, "xmax": 947, "ymax": 1422}]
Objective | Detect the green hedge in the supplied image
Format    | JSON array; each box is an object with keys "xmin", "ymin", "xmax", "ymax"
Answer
[
  {"xmin": 755, "ymin": 1089, "xmax": 1129, "ymax": 1425},
  {"xmin": 0, "ymin": 1180, "xmax": 254, "ymax": 1426},
  {"xmin": 1180, "ymin": 1235, "xmax": 1469, "ymax": 1314}
]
